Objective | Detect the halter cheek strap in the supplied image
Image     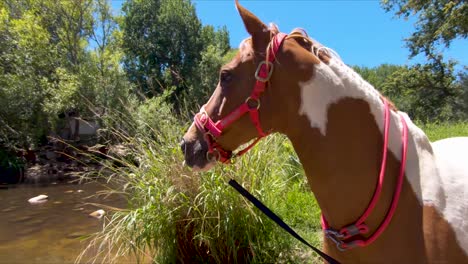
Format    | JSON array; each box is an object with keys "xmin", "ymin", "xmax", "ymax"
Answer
[{"xmin": 193, "ymin": 33, "xmax": 288, "ymax": 163}]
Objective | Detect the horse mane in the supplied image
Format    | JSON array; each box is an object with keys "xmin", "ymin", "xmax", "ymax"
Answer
[
  {"xmin": 286, "ymin": 27, "xmax": 398, "ymax": 111},
  {"xmin": 239, "ymin": 24, "xmax": 398, "ymax": 111}
]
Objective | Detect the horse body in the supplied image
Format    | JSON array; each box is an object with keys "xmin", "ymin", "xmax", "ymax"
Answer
[
  {"xmin": 181, "ymin": 1, "xmax": 468, "ymax": 262},
  {"xmin": 293, "ymin": 54, "xmax": 468, "ymax": 263}
]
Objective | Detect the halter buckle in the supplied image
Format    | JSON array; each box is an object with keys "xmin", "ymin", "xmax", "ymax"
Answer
[
  {"xmin": 325, "ymin": 230, "xmax": 347, "ymax": 252},
  {"xmin": 245, "ymin": 97, "xmax": 261, "ymax": 110},
  {"xmin": 255, "ymin": 61, "xmax": 274, "ymax": 82}
]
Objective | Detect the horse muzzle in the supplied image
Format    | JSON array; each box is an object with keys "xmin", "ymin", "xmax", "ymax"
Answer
[{"xmin": 180, "ymin": 124, "xmax": 216, "ymax": 171}]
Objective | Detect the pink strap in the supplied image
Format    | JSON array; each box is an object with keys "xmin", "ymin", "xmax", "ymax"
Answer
[
  {"xmin": 218, "ymin": 104, "xmax": 250, "ymax": 133},
  {"xmin": 337, "ymin": 100, "xmax": 390, "ymax": 238},
  {"xmin": 322, "ymin": 100, "xmax": 409, "ymax": 250}
]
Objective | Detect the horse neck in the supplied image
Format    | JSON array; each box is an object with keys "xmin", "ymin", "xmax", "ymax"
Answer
[{"xmin": 281, "ymin": 59, "xmax": 415, "ymax": 235}]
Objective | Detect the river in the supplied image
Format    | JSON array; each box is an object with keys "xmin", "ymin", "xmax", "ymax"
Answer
[{"xmin": 0, "ymin": 182, "xmax": 129, "ymax": 264}]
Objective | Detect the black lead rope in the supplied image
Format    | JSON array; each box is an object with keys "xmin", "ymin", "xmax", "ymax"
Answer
[{"xmin": 228, "ymin": 179, "xmax": 340, "ymax": 264}]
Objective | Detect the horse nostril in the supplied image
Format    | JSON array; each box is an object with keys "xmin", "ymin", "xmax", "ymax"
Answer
[{"xmin": 179, "ymin": 138, "xmax": 186, "ymax": 154}]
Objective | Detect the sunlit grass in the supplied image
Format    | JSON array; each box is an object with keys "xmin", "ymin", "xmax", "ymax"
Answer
[{"xmin": 418, "ymin": 122, "xmax": 468, "ymax": 141}]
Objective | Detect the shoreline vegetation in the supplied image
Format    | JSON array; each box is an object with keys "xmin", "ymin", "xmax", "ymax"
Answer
[{"xmin": 0, "ymin": 0, "xmax": 466, "ymax": 263}]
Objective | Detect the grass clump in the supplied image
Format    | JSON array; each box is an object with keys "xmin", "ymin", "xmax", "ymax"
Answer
[{"xmin": 78, "ymin": 98, "xmax": 321, "ymax": 264}]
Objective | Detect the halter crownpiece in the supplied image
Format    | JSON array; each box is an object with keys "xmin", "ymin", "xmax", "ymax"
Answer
[{"xmin": 193, "ymin": 32, "xmax": 288, "ymax": 163}]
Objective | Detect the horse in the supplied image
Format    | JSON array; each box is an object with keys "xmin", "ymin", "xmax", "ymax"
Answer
[{"xmin": 180, "ymin": 1, "xmax": 468, "ymax": 263}]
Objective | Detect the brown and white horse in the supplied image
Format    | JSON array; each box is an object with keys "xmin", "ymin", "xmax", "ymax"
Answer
[{"xmin": 181, "ymin": 1, "xmax": 468, "ymax": 263}]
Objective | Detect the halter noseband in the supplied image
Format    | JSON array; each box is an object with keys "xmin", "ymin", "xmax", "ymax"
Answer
[{"xmin": 193, "ymin": 33, "xmax": 287, "ymax": 163}]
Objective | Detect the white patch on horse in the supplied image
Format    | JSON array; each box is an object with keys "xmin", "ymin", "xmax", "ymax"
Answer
[
  {"xmin": 429, "ymin": 137, "xmax": 468, "ymax": 252},
  {"xmin": 298, "ymin": 58, "xmax": 403, "ymax": 160},
  {"xmin": 298, "ymin": 56, "xmax": 468, "ymax": 254}
]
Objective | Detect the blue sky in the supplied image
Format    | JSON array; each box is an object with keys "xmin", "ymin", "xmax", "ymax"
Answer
[{"xmin": 111, "ymin": 0, "xmax": 467, "ymax": 69}]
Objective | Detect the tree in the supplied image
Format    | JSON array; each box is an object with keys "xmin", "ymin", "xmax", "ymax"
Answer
[
  {"xmin": 455, "ymin": 69, "xmax": 468, "ymax": 120},
  {"xmin": 0, "ymin": 0, "xmax": 58, "ymax": 147},
  {"xmin": 381, "ymin": 0, "xmax": 467, "ymax": 122},
  {"xmin": 353, "ymin": 63, "xmax": 465, "ymax": 122},
  {"xmin": 0, "ymin": 0, "xmax": 131, "ymax": 149},
  {"xmin": 353, "ymin": 64, "xmax": 404, "ymax": 90},
  {"xmin": 382, "ymin": 61, "xmax": 461, "ymax": 122},
  {"xmin": 121, "ymin": 0, "xmax": 230, "ymax": 106},
  {"xmin": 381, "ymin": 0, "xmax": 467, "ymax": 59}
]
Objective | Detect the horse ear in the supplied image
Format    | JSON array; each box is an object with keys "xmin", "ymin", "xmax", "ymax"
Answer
[{"xmin": 235, "ymin": 0, "xmax": 268, "ymax": 39}]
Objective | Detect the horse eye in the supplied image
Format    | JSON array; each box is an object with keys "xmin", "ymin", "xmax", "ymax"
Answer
[{"xmin": 220, "ymin": 70, "xmax": 232, "ymax": 85}]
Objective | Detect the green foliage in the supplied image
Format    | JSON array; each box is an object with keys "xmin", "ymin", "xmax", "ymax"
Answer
[
  {"xmin": 121, "ymin": 0, "xmax": 230, "ymax": 107},
  {"xmin": 456, "ymin": 69, "xmax": 468, "ymax": 120},
  {"xmin": 0, "ymin": 0, "xmax": 132, "ymax": 149},
  {"xmin": 0, "ymin": 2, "xmax": 56, "ymax": 146},
  {"xmin": 382, "ymin": 61, "xmax": 464, "ymax": 122},
  {"xmin": 134, "ymin": 96, "xmax": 178, "ymax": 141},
  {"xmin": 0, "ymin": 149, "xmax": 25, "ymax": 170},
  {"xmin": 381, "ymin": 0, "xmax": 467, "ymax": 59},
  {"xmin": 353, "ymin": 63, "xmax": 466, "ymax": 122},
  {"xmin": 418, "ymin": 122, "xmax": 468, "ymax": 141},
  {"xmin": 380, "ymin": 0, "xmax": 467, "ymax": 123},
  {"xmin": 353, "ymin": 64, "xmax": 404, "ymax": 90}
]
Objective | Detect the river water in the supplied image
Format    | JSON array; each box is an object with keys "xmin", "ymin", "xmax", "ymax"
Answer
[{"xmin": 0, "ymin": 182, "xmax": 128, "ymax": 264}]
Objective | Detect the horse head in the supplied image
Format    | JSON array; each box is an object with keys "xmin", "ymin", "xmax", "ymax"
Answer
[{"xmin": 181, "ymin": 0, "xmax": 322, "ymax": 171}]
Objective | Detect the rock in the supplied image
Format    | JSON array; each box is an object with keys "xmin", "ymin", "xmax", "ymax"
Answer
[
  {"xmin": 89, "ymin": 209, "xmax": 105, "ymax": 219},
  {"xmin": 13, "ymin": 215, "xmax": 33, "ymax": 223},
  {"xmin": 66, "ymin": 232, "xmax": 86, "ymax": 239},
  {"xmin": 64, "ymin": 190, "xmax": 74, "ymax": 193},
  {"xmin": 25, "ymin": 218, "xmax": 46, "ymax": 227},
  {"xmin": 45, "ymin": 150, "xmax": 57, "ymax": 160},
  {"xmin": 16, "ymin": 226, "xmax": 40, "ymax": 237},
  {"xmin": 28, "ymin": 194, "xmax": 48, "ymax": 204},
  {"xmin": 76, "ymin": 189, "xmax": 84, "ymax": 193},
  {"xmin": 1, "ymin": 206, "xmax": 18, "ymax": 213},
  {"xmin": 72, "ymin": 207, "xmax": 84, "ymax": 211},
  {"xmin": 24, "ymin": 165, "xmax": 54, "ymax": 184}
]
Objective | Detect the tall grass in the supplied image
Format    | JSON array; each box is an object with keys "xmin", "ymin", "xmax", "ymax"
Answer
[
  {"xmin": 78, "ymin": 98, "xmax": 467, "ymax": 263},
  {"xmin": 77, "ymin": 99, "xmax": 321, "ymax": 263}
]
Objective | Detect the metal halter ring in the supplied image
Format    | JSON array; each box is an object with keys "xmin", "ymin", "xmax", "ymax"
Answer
[
  {"xmin": 206, "ymin": 149, "xmax": 221, "ymax": 163},
  {"xmin": 245, "ymin": 97, "xmax": 261, "ymax": 110},
  {"xmin": 255, "ymin": 61, "xmax": 274, "ymax": 82}
]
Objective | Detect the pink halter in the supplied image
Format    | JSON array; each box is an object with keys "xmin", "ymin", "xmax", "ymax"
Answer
[{"xmin": 194, "ymin": 33, "xmax": 287, "ymax": 163}]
